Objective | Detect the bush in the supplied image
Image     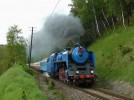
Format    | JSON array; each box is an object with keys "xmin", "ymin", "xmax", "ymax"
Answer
[
  {"xmin": 22, "ymin": 65, "xmax": 36, "ymax": 76},
  {"xmin": 119, "ymin": 44, "xmax": 133, "ymax": 55},
  {"xmin": 47, "ymin": 81, "xmax": 55, "ymax": 90}
]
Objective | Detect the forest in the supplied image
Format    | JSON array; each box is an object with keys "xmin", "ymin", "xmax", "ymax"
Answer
[{"xmin": 70, "ymin": 0, "xmax": 134, "ymax": 47}]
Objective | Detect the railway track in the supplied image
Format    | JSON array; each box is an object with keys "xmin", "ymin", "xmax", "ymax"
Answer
[
  {"xmin": 88, "ymin": 88, "xmax": 133, "ymax": 100},
  {"xmin": 47, "ymin": 77, "xmax": 133, "ymax": 100},
  {"xmin": 82, "ymin": 88, "xmax": 133, "ymax": 100},
  {"xmin": 33, "ymin": 68, "xmax": 133, "ymax": 100}
]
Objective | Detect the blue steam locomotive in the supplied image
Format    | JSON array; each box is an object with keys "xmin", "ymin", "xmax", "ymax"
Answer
[{"xmin": 34, "ymin": 43, "xmax": 96, "ymax": 85}]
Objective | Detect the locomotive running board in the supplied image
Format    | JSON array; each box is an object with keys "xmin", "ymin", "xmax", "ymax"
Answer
[{"xmin": 53, "ymin": 61, "xmax": 66, "ymax": 64}]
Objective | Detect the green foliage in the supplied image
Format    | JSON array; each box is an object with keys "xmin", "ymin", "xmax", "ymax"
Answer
[
  {"xmin": 0, "ymin": 66, "xmax": 48, "ymax": 100},
  {"xmin": 88, "ymin": 25, "xmax": 134, "ymax": 84},
  {"xmin": 22, "ymin": 65, "xmax": 36, "ymax": 76},
  {"xmin": 71, "ymin": 0, "xmax": 134, "ymax": 45},
  {"xmin": 119, "ymin": 44, "xmax": 133, "ymax": 56},
  {"xmin": 0, "ymin": 25, "xmax": 27, "ymax": 75},
  {"xmin": 80, "ymin": 30, "xmax": 96, "ymax": 47},
  {"xmin": 47, "ymin": 81, "xmax": 55, "ymax": 90},
  {"xmin": 106, "ymin": 0, "xmax": 120, "ymax": 16},
  {"xmin": 0, "ymin": 45, "xmax": 7, "ymax": 74},
  {"xmin": 6, "ymin": 25, "xmax": 27, "ymax": 67},
  {"xmin": 0, "ymin": 45, "xmax": 5, "ymax": 60}
]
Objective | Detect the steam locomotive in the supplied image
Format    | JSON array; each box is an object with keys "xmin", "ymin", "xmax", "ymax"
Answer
[{"xmin": 31, "ymin": 43, "xmax": 96, "ymax": 85}]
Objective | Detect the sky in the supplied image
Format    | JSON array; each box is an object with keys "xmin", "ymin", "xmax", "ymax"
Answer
[{"xmin": 0, "ymin": 0, "xmax": 72, "ymax": 44}]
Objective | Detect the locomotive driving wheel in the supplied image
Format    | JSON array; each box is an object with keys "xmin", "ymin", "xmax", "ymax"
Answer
[{"xmin": 59, "ymin": 67, "xmax": 66, "ymax": 82}]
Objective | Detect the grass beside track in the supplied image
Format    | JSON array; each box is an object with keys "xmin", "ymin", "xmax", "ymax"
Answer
[
  {"xmin": 0, "ymin": 65, "xmax": 48, "ymax": 100},
  {"xmin": 88, "ymin": 25, "xmax": 134, "ymax": 85}
]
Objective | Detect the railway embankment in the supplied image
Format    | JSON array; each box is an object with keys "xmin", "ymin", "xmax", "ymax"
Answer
[
  {"xmin": 0, "ymin": 65, "xmax": 48, "ymax": 100},
  {"xmin": 89, "ymin": 25, "xmax": 134, "ymax": 98},
  {"xmin": 36, "ymin": 72, "xmax": 66, "ymax": 100}
]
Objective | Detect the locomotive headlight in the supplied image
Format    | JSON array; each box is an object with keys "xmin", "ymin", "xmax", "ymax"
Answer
[
  {"xmin": 76, "ymin": 71, "xmax": 79, "ymax": 74},
  {"xmin": 91, "ymin": 70, "xmax": 94, "ymax": 74}
]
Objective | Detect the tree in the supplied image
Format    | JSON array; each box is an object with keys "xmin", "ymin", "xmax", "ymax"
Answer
[
  {"xmin": 71, "ymin": 0, "xmax": 134, "ymax": 46},
  {"xmin": 6, "ymin": 25, "xmax": 27, "ymax": 67},
  {"xmin": 0, "ymin": 45, "xmax": 6, "ymax": 74},
  {"xmin": 106, "ymin": 0, "xmax": 133, "ymax": 28}
]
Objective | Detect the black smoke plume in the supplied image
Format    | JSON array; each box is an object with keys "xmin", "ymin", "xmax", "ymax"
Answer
[{"xmin": 31, "ymin": 14, "xmax": 85, "ymax": 58}]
